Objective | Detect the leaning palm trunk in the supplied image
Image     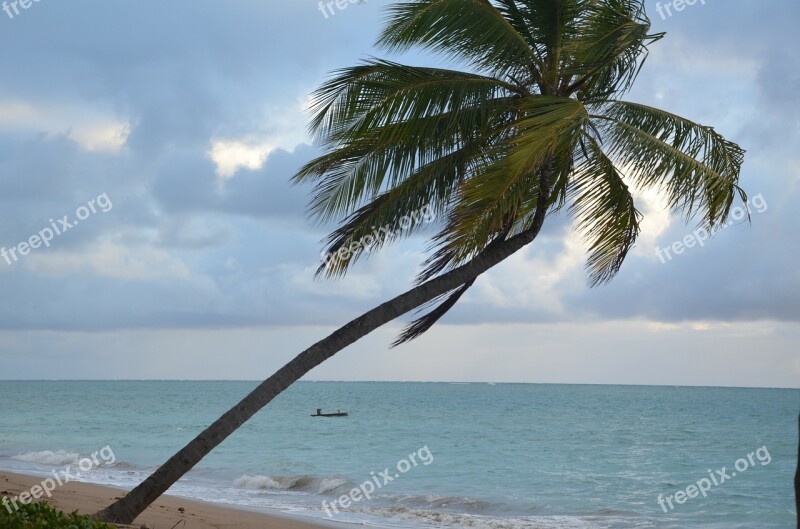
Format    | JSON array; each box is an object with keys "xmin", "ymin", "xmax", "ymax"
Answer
[
  {"xmin": 96, "ymin": 193, "xmax": 550, "ymax": 524},
  {"xmin": 98, "ymin": 0, "xmax": 747, "ymax": 523}
]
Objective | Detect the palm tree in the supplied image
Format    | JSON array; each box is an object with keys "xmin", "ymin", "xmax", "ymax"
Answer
[{"xmin": 96, "ymin": 0, "xmax": 746, "ymax": 524}]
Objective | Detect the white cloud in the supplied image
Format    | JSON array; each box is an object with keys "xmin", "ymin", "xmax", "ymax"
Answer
[
  {"xmin": 70, "ymin": 122, "xmax": 131, "ymax": 152},
  {"xmin": 208, "ymin": 97, "xmax": 312, "ymax": 182},
  {"xmin": 473, "ymin": 234, "xmax": 585, "ymax": 316},
  {"xmin": 0, "ymin": 99, "xmax": 130, "ymax": 152},
  {"xmin": 632, "ymin": 185, "xmax": 673, "ymax": 260},
  {"xmin": 209, "ymin": 139, "xmax": 275, "ymax": 180}
]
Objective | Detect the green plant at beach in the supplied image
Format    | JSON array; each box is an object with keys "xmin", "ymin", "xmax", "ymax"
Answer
[
  {"xmin": 0, "ymin": 499, "xmax": 116, "ymax": 529},
  {"xmin": 96, "ymin": 0, "xmax": 747, "ymax": 524}
]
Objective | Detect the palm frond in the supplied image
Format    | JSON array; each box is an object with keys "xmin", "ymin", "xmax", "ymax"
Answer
[
  {"xmin": 590, "ymin": 100, "xmax": 746, "ymax": 227},
  {"xmin": 377, "ymin": 0, "xmax": 542, "ymax": 79},
  {"xmin": 429, "ymin": 95, "xmax": 588, "ymax": 274},
  {"xmin": 563, "ymin": 0, "xmax": 663, "ymax": 99},
  {"xmin": 392, "ymin": 279, "xmax": 475, "ymax": 346},
  {"xmin": 316, "ymin": 141, "xmax": 495, "ymax": 278},
  {"xmin": 569, "ymin": 134, "xmax": 642, "ymax": 285},
  {"xmin": 295, "ymin": 61, "xmax": 521, "ymax": 223}
]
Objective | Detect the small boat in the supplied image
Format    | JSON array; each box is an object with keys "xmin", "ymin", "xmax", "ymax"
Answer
[{"xmin": 311, "ymin": 408, "xmax": 348, "ymax": 417}]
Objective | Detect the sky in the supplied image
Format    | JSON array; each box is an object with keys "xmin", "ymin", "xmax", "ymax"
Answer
[{"xmin": 0, "ymin": 0, "xmax": 797, "ymax": 387}]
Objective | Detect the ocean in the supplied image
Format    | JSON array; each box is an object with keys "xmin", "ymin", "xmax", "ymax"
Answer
[{"xmin": 0, "ymin": 381, "xmax": 796, "ymax": 528}]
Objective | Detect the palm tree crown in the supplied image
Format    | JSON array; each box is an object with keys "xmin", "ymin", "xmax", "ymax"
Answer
[{"xmin": 295, "ymin": 0, "xmax": 745, "ymax": 343}]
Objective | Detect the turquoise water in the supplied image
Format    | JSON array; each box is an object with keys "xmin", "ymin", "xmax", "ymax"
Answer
[{"xmin": 0, "ymin": 381, "xmax": 796, "ymax": 528}]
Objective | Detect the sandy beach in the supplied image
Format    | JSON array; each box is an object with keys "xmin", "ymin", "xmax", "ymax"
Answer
[{"xmin": 1, "ymin": 471, "xmax": 337, "ymax": 529}]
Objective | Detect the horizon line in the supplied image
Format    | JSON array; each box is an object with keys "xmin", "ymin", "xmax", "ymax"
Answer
[{"xmin": 0, "ymin": 379, "xmax": 795, "ymax": 390}]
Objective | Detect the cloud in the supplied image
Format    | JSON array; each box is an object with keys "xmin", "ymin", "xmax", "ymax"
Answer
[
  {"xmin": 0, "ymin": 99, "xmax": 130, "ymax": 152},
  {"xmin": 210, "ymin": 139, "xmax": 276, "ymax": 180},
  {"xmin": 26, "ymin": 243, "xmax": 193, "ymax": 281},
  {"xmin": 0, "ymin": 0, "xmax": 797, "ymax": 385}
]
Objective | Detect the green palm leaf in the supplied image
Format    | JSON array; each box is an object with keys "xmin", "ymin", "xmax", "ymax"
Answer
[
  {"xmin": 590, "ymin": 100, "xmax": 746, "ymax": 226},
  {"xmin": 569, "ymin": 135, "xmax": 642, "ymax": 285},
  {"xmin": 378, "ymin": 0, "xmax": 542, "ymax": 78}
]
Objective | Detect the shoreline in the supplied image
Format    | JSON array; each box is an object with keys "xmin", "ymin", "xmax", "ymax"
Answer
[{"xmin": 0, "ymin": 470, "xmax": 349, "ymax": 529}]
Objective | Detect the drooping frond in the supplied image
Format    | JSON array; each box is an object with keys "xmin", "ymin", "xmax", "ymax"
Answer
[
  {"xmin": 569, "ymin": 135, "xmax": 642, "ymax": 285},
  {"xmin": 590, "ymin": 100, "xmax": 746, "ymax": 227},
  {"xmin": 315, "ymin": 142, "xmax": 489, "ymax": 277},
  {"xmin": 392, "ymin": 279, "xmax": 476, "ymax": 346}
]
